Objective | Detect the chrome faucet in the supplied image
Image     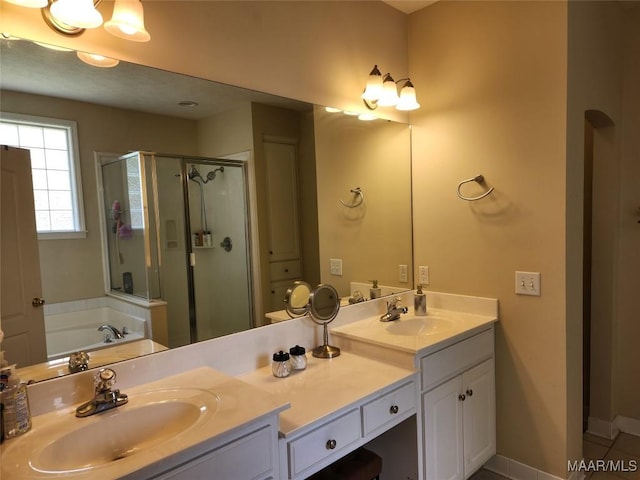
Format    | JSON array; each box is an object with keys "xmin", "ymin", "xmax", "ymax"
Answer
[
  {"xmin": 379, "ymin": 296, "xmax": 408, "ymax": 322},
  {"xmin": 98, "ymin": 324, "xmax": 125, "ymax": 341},
  {"xmin": 75, "ymin": 368, "xmax": 128, "ymax": 418}
]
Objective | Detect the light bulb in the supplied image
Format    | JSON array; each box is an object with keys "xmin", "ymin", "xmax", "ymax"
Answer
[
  {"xmin": 104, "ymin": 0, "xmax": 151, "ymax": 42},
  {"xmin": 50, "ymin": 0, "xmax": 103, "ymax": 29}
]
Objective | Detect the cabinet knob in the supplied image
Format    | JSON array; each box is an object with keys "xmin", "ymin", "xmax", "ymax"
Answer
[
  {"xmin": 458, "ymin": 394, "xmax": 466, "ymax": 402},
  {"xmin": 466, "ymin": 389, "xmax": 473, "ymax": 397},
  {"xmin": 389, "ymin": 405, "xmax": 399, "ymax": 414},
  {"xmin": 326, "ymin": 439, "xmax": 337, "ymax": 450},
  {"xmin": 284, "ymin": 268, "xmax": 289, "ymax": 273}
]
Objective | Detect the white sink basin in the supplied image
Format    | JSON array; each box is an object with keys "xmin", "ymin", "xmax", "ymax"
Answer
[
  {"xmin": 27, "ymin": 388, "xmax": 219, "ymax": 474},
  {"xmin": 385, "ymin": 316, "xmax": 454, "ymax": 336}
]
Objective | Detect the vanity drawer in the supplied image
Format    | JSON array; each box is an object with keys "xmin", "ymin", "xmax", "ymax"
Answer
[
  {"xmin": 420, "ymin": 329, "xmax": 493, "ymax": 391},
  {"xmin": 287, "ymin": 409, "xmax": 361, "ymax": 477},
  {"xmin": 269, "ymin": 259, "xmax": 302, "ymax": 281},
  {"xmin": 361, "ymin": 380, "xmax": 416, "ymax": 436}
]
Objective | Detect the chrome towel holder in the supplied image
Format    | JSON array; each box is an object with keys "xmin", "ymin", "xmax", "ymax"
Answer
[
  {"xmin": 457, "ymin": 175, "xmax": 494, "ymax": 201},
  {"xmin": 340, "ymin": 187, "xmax": 364, "ymax": 208}
]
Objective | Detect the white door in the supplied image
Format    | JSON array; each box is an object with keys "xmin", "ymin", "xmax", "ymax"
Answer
[
  {"xmin": 264, "ymin": 141, "xmax": 300, "ymax": 262},
  {"xmin": 423, "ymin": 376, "xmax": 464, "ymax": 480},
  {"xmin": 463, "ymin": 359, "xmax": 496, "ymax": 476},
  {"xmin": 0, "ymin": 146, "xmax": 47, "ymax": 367}
]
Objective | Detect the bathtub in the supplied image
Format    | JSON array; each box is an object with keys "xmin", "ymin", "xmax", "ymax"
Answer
[{"xmin": 45, "ymin": 307, "xmax": 146, "ymax": 360}]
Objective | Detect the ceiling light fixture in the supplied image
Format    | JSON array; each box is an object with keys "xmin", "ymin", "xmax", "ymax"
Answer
[
  {"xmin": 37, "ymin": 0, "xmax": 150, "ymax": 41},
  {"xmin": 361, "ymin": 64, "xmax": 420, "ymax": 111}
]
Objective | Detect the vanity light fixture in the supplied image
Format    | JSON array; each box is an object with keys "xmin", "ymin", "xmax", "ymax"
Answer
[
  {"xmin": 50, "ymin": 0, "xmax": 102, "ymax": 29},
  {"xmin": 35, "ymin": 0, "xmax": 151, "ymax": 41},
  {"xmin": 361, "ymin": 64, "xmax": 420, "ymax": 111},
  {"xmin": 104, "ymin": 0, "xmax": 150, "ymax": 42},
  {"xmin": 76, "ymin": 51, "xmax": 119, "ymax": 68}
]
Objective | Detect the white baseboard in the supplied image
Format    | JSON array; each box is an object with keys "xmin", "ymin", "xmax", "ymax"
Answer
[
  {"xmin": 587, "ymin": 416, "xmax": 620, "ymax": 440},
  {"xmin": 483, "ymin": 417, "xmax": 639, "ymax": 480},
  {"xmin": 483, "ymin": 454, "xmax": 566, "ymax": 480},
  {"xmin": 587, "ymin": 414, "xmax": 640, "ymax": 439},
  {"xmin": 615, "ymin": 415, "xmax": 640, "ymax": 437}
]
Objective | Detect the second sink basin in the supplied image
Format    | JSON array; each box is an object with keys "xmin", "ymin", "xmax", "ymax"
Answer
[
  {"xmin": 29, "ymin": 388, "xmax": 219, "ymax": 474},
  {"xmin": 385, "ymin": 316, "xmax": 454, "ymax": 336}
]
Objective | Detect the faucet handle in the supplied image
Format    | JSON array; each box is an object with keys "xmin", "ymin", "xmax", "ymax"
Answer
[{"xmin": 94, "ymin": 368, "xmax": 117, "ymax": 393}]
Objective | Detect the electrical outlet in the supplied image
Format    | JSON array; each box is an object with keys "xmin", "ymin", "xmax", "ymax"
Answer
[
  {"xmin": 399, "ymin": 264, "xmax": 408, "ymax": 283},
  {"xmin": 515, "ymin": 271, "xmax": 541, "ymax": 296},
  {"xmin": 330, "ymin": 258, "xmax": 343, "ymax": 276},
  {"xmin": 418, "ymin": 266, "xmax": 430, "ymax": 285}
]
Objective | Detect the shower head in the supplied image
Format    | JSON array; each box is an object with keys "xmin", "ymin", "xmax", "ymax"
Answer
[{"xmin": 188, "ymin": 165, "xmax": 202, "ymax": 182}]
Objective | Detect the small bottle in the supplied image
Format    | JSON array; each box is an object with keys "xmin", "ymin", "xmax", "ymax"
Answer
[
  {"xmin": 414, "ymin": 284, "xmax": 427, "ymax": 316},
  {"xmin": 0, "ymin": 366, "xmax": 32, "ymax": 438},
  {"xmin": 289, "ymin": 345, "xmax": 307, "ymax": 370},
  {"xmin": 370, "ymin": 280, "xmax": 381, "ymax": 299},
  {"xmin": 272, "ymin": 351, "xmax": 291, "ymax": 378}
]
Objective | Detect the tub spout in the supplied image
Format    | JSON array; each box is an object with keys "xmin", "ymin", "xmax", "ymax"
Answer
[{"xmin": 98, "ymin": 324, "xmax": 125, "ymax": 340}]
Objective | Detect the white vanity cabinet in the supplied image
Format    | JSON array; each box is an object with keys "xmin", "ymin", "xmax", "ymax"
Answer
[
  {"xmin": 420, "ymin": 328, "xmax": 496, "ymax": 480},
  {"xmin": 280, "ymin": 378, "xmax": 417, "ymax": 480},
  {"xmin": 131, "ymin": 416, "xmax": 281, "ymax": 480}
]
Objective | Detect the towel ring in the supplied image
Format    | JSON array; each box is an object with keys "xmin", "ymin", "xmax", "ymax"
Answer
[
  {"xmin": 457, "ymin": 175, "xmax": 494, "ymax": 201},
  {"xmin": 340, "ymin": 187, "xmax": 364, "ymax": 208}
]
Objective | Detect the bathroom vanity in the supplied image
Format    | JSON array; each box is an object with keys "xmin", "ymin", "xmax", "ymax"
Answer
[{"xmin": 1, "ymin": 291, "xmax": 498, "ymax": 480}]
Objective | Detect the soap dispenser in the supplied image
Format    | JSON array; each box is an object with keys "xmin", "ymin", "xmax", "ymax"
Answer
[
  {"xmin": 414, "ymin": 284, "xmax": 427, "ymax": 316},
  {"xmin": 369, "ymin": 280, "xmax": 381, "ymax": 299}
]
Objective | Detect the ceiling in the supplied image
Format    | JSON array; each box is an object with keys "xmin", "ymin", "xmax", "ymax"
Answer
[{"xmin": 0, "ymin": 38, "xmax": 310, "ymax": 120}]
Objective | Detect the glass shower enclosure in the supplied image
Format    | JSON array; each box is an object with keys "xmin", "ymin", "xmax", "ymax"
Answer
[{"xmin": 99, "ymin": 152, "xmax": 253, "ymax": 348}]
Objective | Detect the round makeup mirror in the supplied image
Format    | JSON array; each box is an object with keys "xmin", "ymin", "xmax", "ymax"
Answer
[
  {"xmin": 284, "ymin": 281, "xmax": 312, "ymax": 318},
  {"xmin": 308, "ymin": 283, "xmax": 341, "ymax": 359}
]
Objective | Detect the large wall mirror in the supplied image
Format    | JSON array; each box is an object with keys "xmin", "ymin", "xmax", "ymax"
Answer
[{"xmin": 0, "ymin": 37, "xmax": 413, "ymax": 381}]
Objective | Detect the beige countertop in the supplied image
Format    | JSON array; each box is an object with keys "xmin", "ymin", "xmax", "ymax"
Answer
[
  {"xmin": 331, "ymin": 308, "xmax": 498, "ymax": 356},
  {"xmin": 238, "ymin": 351, "xmax": 416, "ymax": 437},
  {"xmin": 1, "ymin": 366, "xmax": 288, "ymax": 480}
]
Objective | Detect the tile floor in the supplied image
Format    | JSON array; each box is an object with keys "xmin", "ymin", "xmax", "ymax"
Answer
[{"xmin": 468, "ymin": 432, "xmax": 640, "ymax": 480}]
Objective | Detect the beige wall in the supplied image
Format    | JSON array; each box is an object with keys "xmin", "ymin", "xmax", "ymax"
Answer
[
  {"xmin": 314, "ymin": 106, "xmax": 412, "ymax": 296},
  {"xmin": 1, "ymin": 90, "xmax": 198, "ymax": 303},
  {"xmin": 408, "ymin": 1, "xmax": 570, "ymax": 476},
  {"xmin": 616, "ymin": 5, "xmax": 640, "ymax": 420}
]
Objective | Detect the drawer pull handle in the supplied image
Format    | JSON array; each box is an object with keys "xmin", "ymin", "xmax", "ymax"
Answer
[
  {"xmin": 458, "ymin": 394, "xmax": 466, "ymax": 402},
  {"xmin": 389, "ymin": 405, "xmax": 399, "ymax": 414},
  {"xmin": 326, "ymin": 439, "xmax": 337, "ymax": 450},
  {"xmin": 466, "ymin": 389, "xmax": 473, "ymax": 397}
]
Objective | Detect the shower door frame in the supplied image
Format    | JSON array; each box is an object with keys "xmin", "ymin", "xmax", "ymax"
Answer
[{"xmin": 179, "ymin": 155, "xmax": 256, "ymax": 344}]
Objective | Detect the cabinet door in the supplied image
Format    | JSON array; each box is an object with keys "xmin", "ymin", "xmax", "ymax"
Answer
[
  {"xmin": 264, "ymin": 141, "xmax": 300, "ymax": 262},
  {"xmin": 462, "ymin": 359, "xmax": 496, "ymax": 477},
  {"xmin": 422, "ymin": 376, "xmax": 464, "ymax": 480}
]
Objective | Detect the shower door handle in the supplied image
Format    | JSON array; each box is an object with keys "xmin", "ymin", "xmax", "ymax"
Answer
[{"xmin": 189, "ymin": 252, "xmax": 196, "ymax": 267}]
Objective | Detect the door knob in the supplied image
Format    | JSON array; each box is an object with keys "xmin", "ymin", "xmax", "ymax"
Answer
[{"xmin": 32, "ymin": 297, "xmax": 46, "ymax": 307}]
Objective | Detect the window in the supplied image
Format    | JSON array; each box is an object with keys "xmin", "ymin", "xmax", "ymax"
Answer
[{"xmin": 0, "ymin": 113, "xmax": 86, "ymax": 239}]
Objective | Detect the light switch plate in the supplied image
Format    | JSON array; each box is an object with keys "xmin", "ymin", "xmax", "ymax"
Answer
[
  {"xmin": 330, "ymin": 258, "xmax": 343, "ymax": 276},
  {"xmin": 418, "ymin": 266, "xmax": 430, "ymax": 285},
  {"xmin": 399, "ymin": 264, "xmax": 408, "ymax": 283},
  {"xmin": 515, "ymin": 271, "xmax": 541, "ymax": 296}
]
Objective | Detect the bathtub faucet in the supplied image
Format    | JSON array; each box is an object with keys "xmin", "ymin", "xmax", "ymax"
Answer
[{"xmin": 98, "ymin": 324, "xmax": 125, "ymax": 341}]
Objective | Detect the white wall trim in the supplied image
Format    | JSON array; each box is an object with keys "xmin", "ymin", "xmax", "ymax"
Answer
[
  {"xmin": 587, "ymin": 416, "xmax": 620, "ymax": 440},
  {"xmin": 484, "ymin": 454, "xmax": 579, "ymax": 480},
  {"xmin": 615, "ymin": 415, "xmax": 640, "ymax": 437}
]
